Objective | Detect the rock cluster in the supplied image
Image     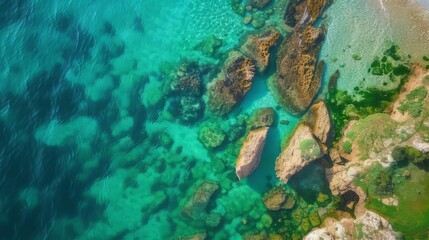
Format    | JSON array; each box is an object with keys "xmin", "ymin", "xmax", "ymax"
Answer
[
  {"xmin": 272, "ymin": 0, "xmax": 331, "ymax": 115},
  {"xmin": 241, "ymin": 29, "xmax": 280, "ymax": 72},
  {"xmin": 208, "ymin": 52, "xmax": 255, "ymax": 116}
]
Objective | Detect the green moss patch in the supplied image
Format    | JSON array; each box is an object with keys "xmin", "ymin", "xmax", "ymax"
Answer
[
  {"xmin": 397, "ymin": 86, "xmax": 427, "ymax": 118},
  {"xmin": 342, "ymin": 141, "xmax": 353, "ymax": 154}
]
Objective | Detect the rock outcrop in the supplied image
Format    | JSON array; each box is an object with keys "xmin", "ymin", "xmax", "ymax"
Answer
[
  {"xmin": 208, "ymin": 52, "xmax": 255, "ymax": 116},
  {"xmin": 271, "ymin": 0, "xmax": 331, "ymax": 115},
  {"xmin": 241, "ymin": 29, "xmax": 280, "ymax": 72},
  {"xmin": 305, "ymin": 100, "xmax": 331, "ymax": 144},
  {"xmin": 304, "ymin": 211, "xmax": 398, "ymax": 240},
  {"xmin": 275, "ymin": 123, "xmax": 324, "ymax": 183},
  {"xmin": 236, "ymin": 127, "xmax": 269, "ymax": 179}
]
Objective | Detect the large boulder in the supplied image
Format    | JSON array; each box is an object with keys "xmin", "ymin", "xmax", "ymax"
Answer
[
  {"xmin": 208, "ymin": 52, "xmax": 255, "ymax": 116},
  {"xmin": 305, "ymin": 100, "xmax": 331, "ymax": 144},
  {"xmin": 236, "ymin": 127, "xmax": 269, "ymax": 179},
  {"xmin": 275, "ymin": 123, "xmax": 324, "ymax": 183},
  {"xmin": 241, "ymin": 29, "xmax": 280, "ymax": 72}
]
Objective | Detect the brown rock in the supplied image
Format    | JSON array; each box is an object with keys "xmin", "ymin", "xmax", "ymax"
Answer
[
  {"xmin": 208, "ymin": 52, "xmax": 255, "ymax": 116},
  {"xmin": 241, "ymin": 29, "xmax": 280, "ymax": 72},
  {"xmin": 272, "ymin": 0, "xmax": 332, "ymax": 115},
  {"xmin": 305, "ymin": 100, "xmax": 331, "ymax": 144},
  {"xmin": 275, "ymin": 123, "xmax": 323, "ymax": 183},
  {"xmin": 329, "ymin": 149, "xmax": 343, "ymax": 165},
  {"xmin": 236, "ymin": 127, "xmax": 269, "ymax": 179},
  {"xmin": 272, "ymin": 26, "xmax": 325, "ymax": 115}
]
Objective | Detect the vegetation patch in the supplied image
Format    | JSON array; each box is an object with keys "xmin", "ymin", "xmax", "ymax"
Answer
[
  {"xmin": 341, "ymin": 141, "xmax": 353, "ymax": 154},
  {"xmin": 357, "ymin": 163, "xmax": 429, "ymax": 239},
  {"xmin": 397, "ymin": 86, "xmax": 427, "ymax": 118},
  {"xmin": 299, "ymin": 139, "xmax": 321, "ymax": 160}
]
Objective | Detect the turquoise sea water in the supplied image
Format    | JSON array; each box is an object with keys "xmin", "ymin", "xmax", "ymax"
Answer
[{"xmin": 1, "ymin": 0, "xmax": 428, "ymax": 239}]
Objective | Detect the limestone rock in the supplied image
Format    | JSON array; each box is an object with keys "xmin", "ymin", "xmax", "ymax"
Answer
[
  {"xmin": 208, "ymin": 52, "xmax": 255, "ymax": 116},
  {"xmin": 329, "ymin": 149, "xmax": 343, "ymax": 165},
  {"xmin": 275, "ymin": 123, "xmax": 323, "ymax": 183},
  {"xmin": 306, "ymin": 100, "xmax": 331, "ymax": 144},
  {"xmin": 326, "ymin": 165, "xmax": 362, "ymax": 196},
  {"xmin": 241, "ymin": 29, "xmax": 280, "ymax": 72},
  {"xmin": 236, "ymin": 127, "xmax": 269, "ymax": 179}
]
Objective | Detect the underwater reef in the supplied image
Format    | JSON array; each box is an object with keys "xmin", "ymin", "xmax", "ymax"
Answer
[{"xmin": 1, "ymin": 0, "xmax": 429, "ymax": 239}]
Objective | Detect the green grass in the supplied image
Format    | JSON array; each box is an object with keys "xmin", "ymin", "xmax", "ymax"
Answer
[
  {"xmin": 347, "ymin": 113, "xmax": 399, "ymax": 160},
  {"xmin": 362, "ymin": 164, "xmax": 429, "ymax": 239}
]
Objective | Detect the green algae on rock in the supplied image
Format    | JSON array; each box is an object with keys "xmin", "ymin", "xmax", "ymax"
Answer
[{"xmin": 197, "ymin": 123, "xmax": 226, "ymax": 149}]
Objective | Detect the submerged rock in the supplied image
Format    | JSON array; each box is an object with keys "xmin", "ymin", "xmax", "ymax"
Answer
[
  {"xmin": 250, "ymin": 107, "xmax": 275, "ymax": 129},
  {"xmin": 305, "ymin": 100, "xmax": 331, "ymax": 144},
  {"xmin": 208, "ymin": 52, "xmax": 256, "ymax": 116},
  {"xmin": 236, "ymin": 127, "xmax": 269, "ymax": 179},
  {"xmin": 263, "ymin": 187, "xmax": 295, "ymax": 211},
  {"xmin": 248, "ymin": 0, "xmax": 271, "ymax": 9},
  {"xmin": 275, "ymin": 123, "xmax": 324, "ymax": 183},
  {"xmin": 241, "ymin": 29, "xmax": 280, "ymax": 72},
  {"xmin": 198, "ymin": 123, "xmax": 226, "ymax": 149},
  {"xmin": 181, "ymin": 181, "xmax": 219, "ymax": 221}
]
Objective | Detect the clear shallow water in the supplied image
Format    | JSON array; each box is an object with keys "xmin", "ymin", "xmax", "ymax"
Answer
[{"xmin": 1, "ymin": 0, "xmax": 428, "ymax": 239}]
